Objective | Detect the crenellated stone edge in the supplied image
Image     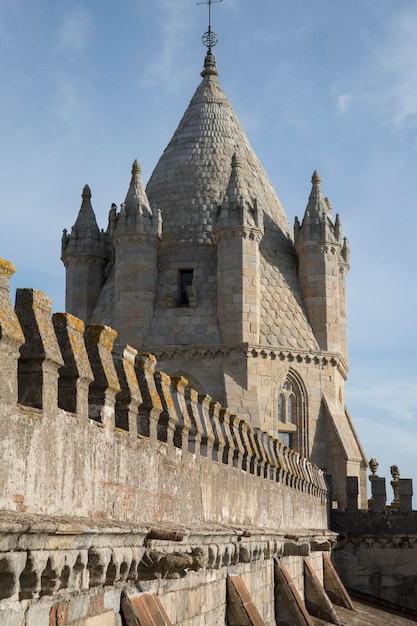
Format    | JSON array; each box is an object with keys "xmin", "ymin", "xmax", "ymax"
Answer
[{"xmin": 0, "ymin": 259, "xmax": 327, "ymax": 504}]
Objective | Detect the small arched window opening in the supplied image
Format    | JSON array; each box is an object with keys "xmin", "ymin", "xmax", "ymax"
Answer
[{"xmin": 276, "ymin": 375, "xmax": 307, "ymax": 456}]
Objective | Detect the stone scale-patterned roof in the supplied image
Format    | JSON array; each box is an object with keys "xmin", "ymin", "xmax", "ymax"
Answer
[
  {"xmin": 92, "ymin": 52, "xmax": 319, "ymax": 352},
  {"xmin": 144, "ymin": 52, "xmax": 319, "ymax": 351}
]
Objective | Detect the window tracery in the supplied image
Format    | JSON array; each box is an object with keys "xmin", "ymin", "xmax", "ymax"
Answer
[{"xmin": 276, "ymin": 374, "xmax": 308, "ymax": 456}]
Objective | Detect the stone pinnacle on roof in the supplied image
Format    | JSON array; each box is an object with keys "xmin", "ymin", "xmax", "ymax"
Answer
[
  {"xmin": 305, "ymin": 169, "xmax": 329, "ymax": 219},
  {"xmin": 72, "ymin": 184, "xmax": 100, "ymax": 236},
  {"xmin": 124, "ymin": 159, "xmax": 152, "ymax": 216},
  {"xmin": 201, "ymin": 49, "xmax": 219, "ymax": 77},
  {"xmin": 225, "ymin": 153, "xmax": 244, "ymax": 207},
  {"xmin": 312, "ymin": 169, "xmax": 321, "ymax": 185}
]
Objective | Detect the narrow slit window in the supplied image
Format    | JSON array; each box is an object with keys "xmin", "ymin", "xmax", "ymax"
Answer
[
  {"xmin": 287, "ymin": 395, "xmax": 293, "ymax": 423},
  {"xmin": 278, "ymin": 394, "xmax": 283, "ymax": 422},
  {"xmin": 180, "ymin": 269, "xmax": 193, "ymax": 306}
]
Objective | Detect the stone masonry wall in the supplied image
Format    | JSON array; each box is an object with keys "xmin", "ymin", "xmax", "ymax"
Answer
[
  {"xmin": 0, "ymin": 257, "xmax": 335, "ymax": 625},
  {"xmin": 331, "ymin": 507, "xmax": 417, "ymax": 611}
]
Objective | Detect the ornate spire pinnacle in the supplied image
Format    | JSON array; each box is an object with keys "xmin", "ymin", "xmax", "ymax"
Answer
[
  {"xmin": 311, "ymin": 170, "xmax": 321, "ymax": 185},
  {"xmin": 201, "ymin": 49, "xmax": 219, "ymax": 77},
  {"xmin": 124, "ymin": 159, "xmax": 151, "ymax": 216},
  {"xmin": 225, "ymin": 152, "xmax": 245, "ymax": 207},
  {"xmin": 198, "ymin": 0, "xmax": 222, "ymax": 77},
  {"xmin": 305, "ymin": 170, "xmax": 328, "ymax": 219},
  {"xmin": 73, "ymin": 184, "xmax": 100, "ymax": 235}
]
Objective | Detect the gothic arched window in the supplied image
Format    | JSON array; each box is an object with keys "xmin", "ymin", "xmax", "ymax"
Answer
[{"xmin": 276, "ymin": 375, "xmax": 307, "ymax": 456}]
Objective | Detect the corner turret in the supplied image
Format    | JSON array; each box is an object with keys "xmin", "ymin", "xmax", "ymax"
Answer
[
  {"xmin": 214, "ymin": 153, "xmax": 263, "ymax": 346},
  {"xmin": 61, "ymin": 185, "xmax": 108, "ymax": 324},
  {"xmin": 111, "ymin": 160, "xmax": 162, "ymax": 346},
  {"xmin": 294, "ymin": 171, "xmax": 350, "ymax": 361}
]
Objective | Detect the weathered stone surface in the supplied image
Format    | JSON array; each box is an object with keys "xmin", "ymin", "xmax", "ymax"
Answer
[
  {"xmin": 304, "ymin": 558, "xmax": 341, "ymax": 625},
  {"xmin": 274, "ymin": 560, "xmax": 314, "ymax": 626},
  {"xmin": 227, "ymin": 573, "xmax": 266, "ymax": 625}
]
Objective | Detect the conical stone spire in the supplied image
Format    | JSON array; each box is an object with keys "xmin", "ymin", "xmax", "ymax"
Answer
[
  {"xmin": 62, "ymin": 185, "xmax": 104, "ymax": 258},
  {"xmin": 61, "ymin": 184, "xmax": 107, "ymax": 323},
  {"xmin": 143, "ymin": 55, "xmax": 318, "ymax": 352},
  {"xmin": 305, "ymin": 170, "xmax": 329, "ymax": 219},
  {"xmin": 146, "ymin": 55, "xmax": 290, "ymax": 246},
  {"xmin": 225, "ymin": 153, "xmax": 247, "ymax": 207},
  {"xmin": 124, "ymin": 159, "xmax": 152, "ymax": 216},
  {"xmin": 73, "ymin": 185, "xmax": 100, "ymax": 235}
]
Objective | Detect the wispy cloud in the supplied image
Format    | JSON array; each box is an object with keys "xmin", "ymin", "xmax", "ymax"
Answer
[
  {"xmin": 47, "ymin": 7, "xmax": 94, "ymax": 126},
  {"xmin": 333, "ymin": 5, "xmax": 417, "ymax": 127},
  {"xmin": 336, "ymin": 93, "xmax": 355, "ymax": 115},
  {"xmin": 54, "ymin": 6, "xmax": 93, "ymax": 54},
  {"xmin": 138, "ymin": 0, "xmax": 199, "ymax": 92},
  {"xmin": 348, "ymin": 377, "xmax": 417, "ymax": 424}
]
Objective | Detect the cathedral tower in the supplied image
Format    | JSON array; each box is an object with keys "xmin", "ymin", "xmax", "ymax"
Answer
[{"xmin": 62, "ymin": 45, "xmax": 367, "ymax": 507}]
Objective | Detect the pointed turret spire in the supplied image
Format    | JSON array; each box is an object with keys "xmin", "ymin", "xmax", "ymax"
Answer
[
  {"xmin": 61, "ymin": 184, "xmax": 108, "ymax": 323},
  {"xmin": 225, "ymin": 153, "xmax": 246, "ymax": 207},
  {"xmin": 215, "ymin": 153, "xmax": 263, "ymax": 232},
  {"xmin": 295, "ymin": 171, "xmax": 350, "ymax": 357},
  {"xmin": 305, "ymin": 170, "xmax": 329, "ymax": 219},
  {"xmin": 124, "ymin": 159, "xmax": 152, "ymax": 216},
  {"xmin": 72, "ymin": 185, "xmax": 100, "ymax": 235}
]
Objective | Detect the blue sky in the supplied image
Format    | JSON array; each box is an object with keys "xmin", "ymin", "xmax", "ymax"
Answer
[{"xmin": 1, "ymin": 0, "xmax": 416, "ymax": 500}]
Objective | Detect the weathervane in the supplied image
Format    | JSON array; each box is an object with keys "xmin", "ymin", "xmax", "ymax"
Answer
[{"xmin": 197, "ymin": 0, "xmax": 222, "ymax": 50}]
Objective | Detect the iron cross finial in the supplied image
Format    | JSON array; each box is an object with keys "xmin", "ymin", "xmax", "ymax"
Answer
[{"xmin": 197, "ymin": 0, "xmax": 223, "ymax": 50}]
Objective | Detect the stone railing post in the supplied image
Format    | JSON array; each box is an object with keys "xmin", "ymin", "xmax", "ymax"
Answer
[
  {"xmin": 261, "ymin": 431, "xmax": 276, "ymax": 481},
  {"xmin": 185, "ymin": 386, "xmax": 203, "ymax": 455},
  {"xmin": 399, "ymin": 479, "xmax": 413, "ymax": 513},
  {"xmin": 254, "ymin": 429, "xmax": 269, "ymax": 478},
  {"xmin": 371, "ymin": 477, "xmax": 386, "ymax": 512},
  {"xmin": 171, "ymin": 376, "xmax": 192, "ymax": 453},
  {"xmin": 197, "ymin": 394, "xmax": 215, "ymax": 459},
  {"xmin": 346, "ymin": 476, "xmax": 359, "ymax": 511},
  {"xmin": 0, "ymin": 259, "xmax": 24, "ymax": 406},
  {"xmin": 237, "ymin": 418, "xmax": 251, "ymax": 472},
  {"xmin": 265, "ymin": 433, "xmax": 279, "ymax": 481},
  {"xmin": 113, "ymin": 344, "xmax": 142, "ymax": 434},
  {"xmin": 15, "ymin": 289, "xmax": 64, "ymax": 414},
  {"xmin": 229, "ymin": 414, "xmax": 245, "ymax": 469},
  {"xmin": 52, "ymin": 313, "xmax": 93, "ymax": 419},
  {"xmin": 244, "ymin": 425, "xmax": 257, "ymax": 475},
  {"xmin": 219, "ymin": 408, "xmax": 234, "ymax": 465},
  {"xmin": 209, "ymin": 401, "xmax": 225, "ymax": 463},
  {"xmin": 84, "ymin": 324, "xmax": 119, "ymax": 428},
  {"xmin": 135, "ymin": 353, "xmax": 162, "ymax": 439},
  {"xmin": 154, "ymin": 371, "xmax": 179, "ymax": 448}
]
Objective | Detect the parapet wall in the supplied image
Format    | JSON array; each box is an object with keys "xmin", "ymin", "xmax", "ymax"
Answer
[
  {"xmin": 330, "ymin": 475, "xmax": 417, "ymax": 611},
  {"xmin": 0, "ymin": 258, "xmax": 327, "ymax": 530},
  {"xmin": 0, "ymin": 258, "xmax": 338, "ymax": 625}
]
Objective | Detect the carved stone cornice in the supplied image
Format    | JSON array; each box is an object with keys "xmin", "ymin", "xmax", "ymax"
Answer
[
  {"xmin": 337, "ymin": 534, "xmax": 417, "ymax": 551},
  {"xmin": 61, "ymin": 255, "xmax": 108, "ymax": 269},
  {"xmin": 113, "ymin": 233, "xmax": 160, "ymax": 249},
  {"xmin": 213, "ymin": 227, "xmax": 263, "ymax": 245},
  {"xmin": 150, "ymin": 343, "xmax": 348, "ymax": 378}
]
